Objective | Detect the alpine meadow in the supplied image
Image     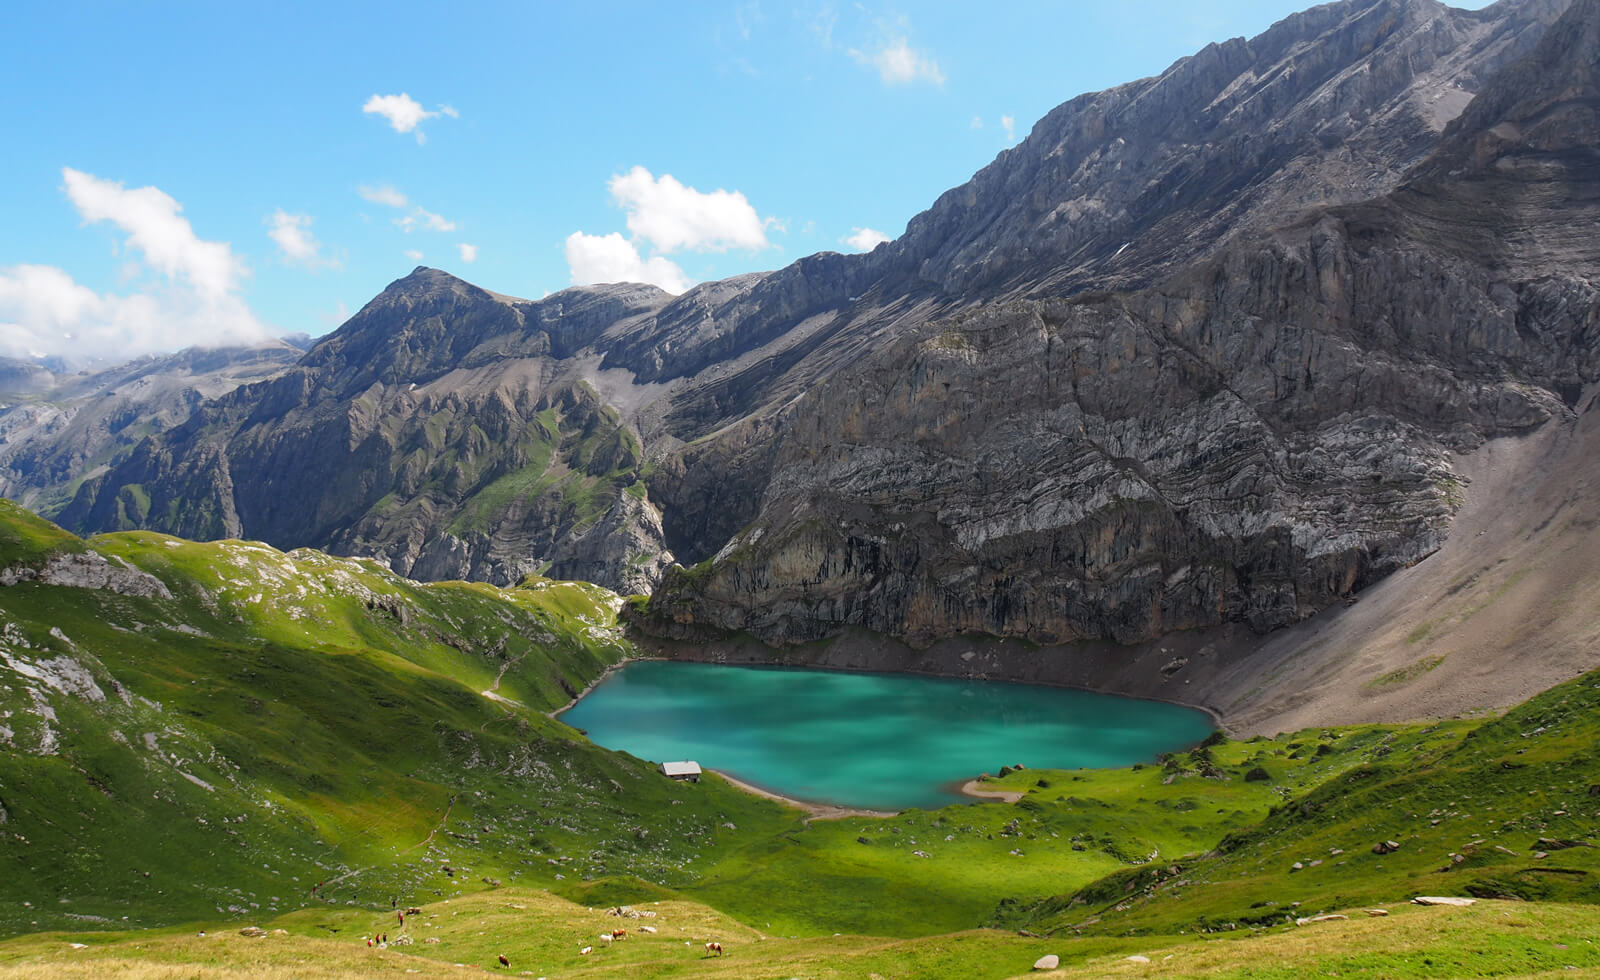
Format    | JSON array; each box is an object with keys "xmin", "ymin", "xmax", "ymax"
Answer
[{"xmin": 4, "ymin": 0, "xmax": 1600, "ymax": 977}]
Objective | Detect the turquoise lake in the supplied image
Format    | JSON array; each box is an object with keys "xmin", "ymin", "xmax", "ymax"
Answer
[{"xmin": 558, "ymin": 661, "xmax": 1215, "ymax": 811}]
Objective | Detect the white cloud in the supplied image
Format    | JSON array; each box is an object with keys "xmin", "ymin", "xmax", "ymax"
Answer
[
  {"xmin": 404, "ymin": 249, "xmax": 423, "ymax": 262},
  {"xmin": 565, "ymin": 167, "xmax": 774, "ymax": 294},
  {"xmin": 0, "ymin": 262, "xmax": 268, "ymax": 362},
  {"xmin": 0, "ymin": 169, "xmax": 272, "ymax": 361},
  {"xmin": 62, "ymin": 167, "xmax": 243, "ymax": 302},
  {"xmin": 853, "ymin": 37, "xmax": 944, "ymax": 86},
  {"xmin": 843, "ymin": 227, "xmax": 890, "ymax": 252},
  {"xmin": 358, "ymin": 184, "xmax": 409, "ymax": 208},
  {"xmin": 970, "ymin": 116, "xmax": 984, "ymax": 129},
  {"xmin": 266, "ymin": 209, "xmax": 338, "ymax": 269},
  {"xmin": 362, "ymin": 93, "xmax": 456, "ymax": 143},
  {"xmin": 565, "ymin": 232, "xmax": 690, "ymax": 294},
  {"xmin": 609, "ymin": 166, "xmax": 770, "ymax": 253},
  {"xmin": 457, "ymin": 243, "xmax": 478, "ymax": 263},
  {"xmin": 395, "ymin": 208, "xmax": 456, "ymax": 233},
  {"xmin": 360, "ymin": 184, "xmax": 455, "ymax": 233},
  {"xmin": 1002, "ymin": 114, "xmax": 1016, "ymax": 144}
]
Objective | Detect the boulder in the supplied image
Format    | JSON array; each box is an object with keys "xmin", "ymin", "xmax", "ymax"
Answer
[
  {"xmin": 1295, "ymin": 914, "xmax": 1348, "ymax": 925},
  {"xmin": 1412, "ymin": 896, "xmax": 1476, "ymax": 906},
  {"xmin": 1535, "ymin": 837, "xmax": 1591, "ymax": 851},
  {"xmin": 238, "ymin": 926, "xmax": 267, "ymax": 938},
  {"xmin": 1373, "ymin": 840, "xmax": 1401, "ymax": 854},
  {"xmin": 1033, "ymin": 954, "xmax": 1060, "ymax": 970}
]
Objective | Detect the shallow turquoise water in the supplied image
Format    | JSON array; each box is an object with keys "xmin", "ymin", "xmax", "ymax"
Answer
[{"xmin": 559, "ymin": 661, "xmax": 1214, "ymax": 810}]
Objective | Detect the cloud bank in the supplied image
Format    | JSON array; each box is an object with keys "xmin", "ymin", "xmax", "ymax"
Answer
[{"xmin": 0, "ymin": 169, "xmax": 270, "ymax": 362}]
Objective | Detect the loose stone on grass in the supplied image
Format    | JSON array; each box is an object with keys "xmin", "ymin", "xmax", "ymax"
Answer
[{"xmin": 1296, "ymin": 913, "xmax": 1348, "ymax": 925}]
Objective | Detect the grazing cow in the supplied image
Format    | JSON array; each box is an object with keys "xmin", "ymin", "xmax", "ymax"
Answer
[
  {"xmin": 611, "ymin": 928, "xmax": 627, "ymax": 941},
  {"xmin": 704, "ymin": 941, "xmax": 723, "ymax": 956},
  {"xmin": 497, "ymin": 954, "xmax": 509, "ymax": 968}
]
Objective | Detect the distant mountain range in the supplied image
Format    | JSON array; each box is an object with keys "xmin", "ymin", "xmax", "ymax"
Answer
[
  {"xmin": 0, "ymin": 339, "xmax": 306, "ymax": 516},
  {"xmin": 34, "ymin": 0, "xmax": 1600, "ymax": 710}
]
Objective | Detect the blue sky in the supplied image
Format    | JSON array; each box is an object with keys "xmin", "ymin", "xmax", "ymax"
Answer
[{"xmin": 1, "ymin": 0, "xmax": 1492, "ymax": 362}]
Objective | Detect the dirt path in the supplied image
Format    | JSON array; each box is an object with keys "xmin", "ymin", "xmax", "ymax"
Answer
[
  {"xmin": 402, "ymin": 796, "xmax": 457, "ymax": 854},
  {"xmin": 959, "ymin": 779, "xmax": 1022, "ymax": 803}
]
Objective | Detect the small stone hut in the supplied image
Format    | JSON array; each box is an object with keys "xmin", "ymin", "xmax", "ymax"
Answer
[{"xmin": 660, "ymin": 761, "xmax": 702, "ymax": 782}]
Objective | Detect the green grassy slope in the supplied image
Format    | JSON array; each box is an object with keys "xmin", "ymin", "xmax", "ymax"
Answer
[
  {"xmin": 1003, "ymin": 667, "xmax": 1600, "ymax": 938},
  {"xmin": 0, "ymin": 516, "xmax": 794, "ymax": 937}
]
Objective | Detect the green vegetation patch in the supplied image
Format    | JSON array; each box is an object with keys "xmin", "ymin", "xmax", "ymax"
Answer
[{"xmin": 1368, "ymin": 655, "xmax": 1446, "ymax": 688}]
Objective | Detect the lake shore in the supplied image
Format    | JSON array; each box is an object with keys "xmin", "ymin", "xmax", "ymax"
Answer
[
  {"xmin": 628, "ymin": 629, "xmax": 1227, "ymax": 731},
  {"xmin": 708, "ymin": 769, "xmax": 899, "ymax": 822}
]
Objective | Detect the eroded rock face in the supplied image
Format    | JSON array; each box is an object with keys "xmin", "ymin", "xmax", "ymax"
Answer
[{"xmin": 647, "ymin": 39, "xmax": 1600, "ymax": 646}]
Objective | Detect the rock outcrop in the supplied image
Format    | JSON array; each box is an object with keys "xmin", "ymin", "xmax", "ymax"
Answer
[{"xmin": 0, "ymin": 551, "xmax": 172, "ymax": 600}]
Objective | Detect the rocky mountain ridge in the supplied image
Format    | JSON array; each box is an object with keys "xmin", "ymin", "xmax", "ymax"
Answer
[{"xmin": 58, "ymin": 0, "xmax": 1599, "ymax": 661}]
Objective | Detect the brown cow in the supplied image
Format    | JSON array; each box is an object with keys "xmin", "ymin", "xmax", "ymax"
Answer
[
  {"xmin": 704, "ymin": 941, "xmax": 723, "ymax": 956},
  {"xmin": 611, "ymin": 928, "xmax": 627, "ymax": 941}
]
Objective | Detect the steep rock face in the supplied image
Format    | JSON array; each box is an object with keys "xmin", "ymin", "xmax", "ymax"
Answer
[
  {"xmin": 877, "ymin": 0, "xmax": 1566, "ymax": 299},
  {"xmin": 640, "ymin": 0, "xmax": 1572, "ymax": 562},
  {"xmin": 646, "ymin": 0, "xmax": 1600, "ymax": 646}
]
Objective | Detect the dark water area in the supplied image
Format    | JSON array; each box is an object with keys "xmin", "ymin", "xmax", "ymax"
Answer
[{"xmin": 559, "ymin": 661, "xmax": 1215, "ymax": 810}]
